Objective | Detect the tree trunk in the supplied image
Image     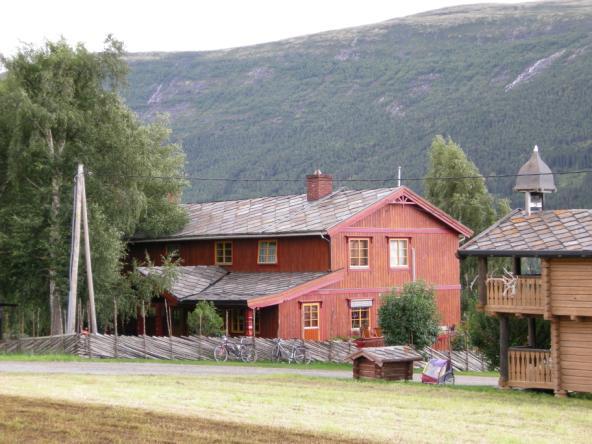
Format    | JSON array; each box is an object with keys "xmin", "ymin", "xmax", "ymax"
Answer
[{"xmin": 47, "ymin": 130, "xmax": 65, "ymax": 335}]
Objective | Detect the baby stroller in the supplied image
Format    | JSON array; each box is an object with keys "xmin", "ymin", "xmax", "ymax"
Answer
[{"xmin": 421, "ymin": 358, "xmax": 455, "ymax": 384}]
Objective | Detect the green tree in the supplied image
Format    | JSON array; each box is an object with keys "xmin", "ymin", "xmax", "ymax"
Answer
[
  {"xmin": 0, "ymin": 38, "xmax": 187, "ymax": 334},
  {"xmin": 425, "ymin": 135, "xmax": 509, "ymax": 235},
  {"xmin": 378, "ymin": 281, "xmax": 440, "ymax": 350},
  {"xmin": 187, "ymin": 301, "xmax": 224, "ymax": 336}
]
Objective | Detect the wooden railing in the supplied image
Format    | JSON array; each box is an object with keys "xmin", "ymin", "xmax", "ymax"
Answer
[
  {"xmin": 508, "ymin": 347, "xmax": 553, "ymax": 389},
  {"xmin": 486, "ymin": 276, "xmax": 543, "ymax": 313}
]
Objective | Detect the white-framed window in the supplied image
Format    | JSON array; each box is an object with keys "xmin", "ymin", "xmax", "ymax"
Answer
[
  {"xmin": 389, "ymin": 238, "xmax": 408, "ymax": 268},
  {"xmin": 349, "ymin": 238, "xmax": 369, "ymax": 268},
  {"xmin": 257, "ymin": 240, "xmax": 277, "ymax": 264},
  {"xmin": 215, "ymin": 240, "xmax": 233, "ymax": 265},
  {"xmin": 350, "ymin": 299, "xmax": 372, "ymax": 330}
]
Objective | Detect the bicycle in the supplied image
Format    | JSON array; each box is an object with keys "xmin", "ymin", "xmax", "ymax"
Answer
[
  {"xmin": 271, "ymin": 338, "xmax": 312, "ymax": 364},
  {"xmin": 213, "ymin": 336, "xmax": 257, "ymax": 362}
]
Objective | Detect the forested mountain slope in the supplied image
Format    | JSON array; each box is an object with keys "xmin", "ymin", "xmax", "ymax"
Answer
[{"xmin": 124, "ymin": 0, "xmax": 592, "ymax": 207}]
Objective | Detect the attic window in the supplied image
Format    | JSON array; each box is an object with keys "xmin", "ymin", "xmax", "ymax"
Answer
[{"xmin": 258, "ymin": 240, "xmax": 277, "ymax": 264}]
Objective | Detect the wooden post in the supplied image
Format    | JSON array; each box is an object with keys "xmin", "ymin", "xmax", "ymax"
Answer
[
  {"xmin": 499, "ymin": 314, "xmax": 509, "ymax": 388},
  {"xmin": 66, "ymin": 164, "xmax": 83, "ymax": 334},
  {"xmin": 527, "ymin": 317, "xmax": 536, "ymax": 348},
  {"xmin": 477, "ymin": 257, "xmax": 488, "ymax": 309},
  {"xmin": 542, "ymin": 258, "xmax": 552, "ymax": 320},
  {"xmin": 512, "ymin": 256, "xmax": 521, "ymax": 276},
  {"xmin": 246, "ymin": 308, "xmax": 254, "ymax": 337},
  {"xmin": 80, "ymin": 171, "xmax": 97, "ymax": 334},
  {"xmin": 113, "ymin": 298, "xmax": 118, "ymax": 359},
  {"xmin": 551, "ymin": 318, "xmax": 566, "ymax": 397},
  {"xmin": 142, "ymin": 300, "xmax": 147, "ymax": 359},
  {"xmin": 225, "ymin": 309, "xmax": 229, "ymax": 336}
]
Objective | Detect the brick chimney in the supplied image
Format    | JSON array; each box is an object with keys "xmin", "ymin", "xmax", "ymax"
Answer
[{"xmin": 306, "ymin": 170, "xmax": 333, "ymax": 201}]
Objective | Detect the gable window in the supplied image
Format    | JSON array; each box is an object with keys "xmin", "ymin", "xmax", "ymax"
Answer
[
  {"xmin": 215, "ymin": 240, "xmax": 233, "ymax": 265},
  {"xmin": 349, "ymin": 238, "xmax": 369, "ymax": 268},
  {"xmin": 258, "ymin": 240, "xmax": 277, "ymax": 264},
  {"xmin": 389, "ymin": 239, "xmax": 408, "ymax": 268}
]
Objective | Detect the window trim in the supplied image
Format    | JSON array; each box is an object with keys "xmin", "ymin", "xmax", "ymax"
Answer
[
  {"xmin": 257, "ymin": 240, "xmax": 278, "ymax": 265},
  {"xmin": 214, "ymin": 240, "xmax": 233, "ymax": 265},
  {"xmin": 389, "ymin": 238, "xmax": 409, "ymax": 269},
  {"xmin": 348, "ymin": 238, "xmax": 370, "ymax": 269},
  {"xmin": 350, "ymin": 306, "xmax": 370, "ymax": 331},
  {"xmin": 302, "ymin": 302, "xmax": 320, "ymax": 330}
]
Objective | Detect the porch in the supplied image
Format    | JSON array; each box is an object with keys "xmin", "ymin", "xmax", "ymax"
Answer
[
  {"xmin": 485, "ymin": 276, "xmax": 543, "ymax": 315},
  {"xmin": 507, "ymin": 347, "xmax": 553, "ymax": 390}
]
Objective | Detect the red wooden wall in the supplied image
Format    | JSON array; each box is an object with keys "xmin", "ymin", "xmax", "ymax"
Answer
[{"xmin": 129, "ymin": 236, "xmax": 331, "ymax": 272}]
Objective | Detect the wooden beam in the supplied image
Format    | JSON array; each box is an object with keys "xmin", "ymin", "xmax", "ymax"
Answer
[
  {"xmin": 499, "ymin": 314, "xmax": 509, "ymax": 389},
  {"xmin": 477, "ymin": 256, "xmax": 488, "ymax": 309},
  {"xmin": 570, "ymin": 315, "xmax": 582, "ymax": 322},
  {"xmin": 527, "ymin": 317, "xmax": 536, "ymax": 348},
  {"xmin": 550, "ymin": 317, "xmax": 567, "ymax": 398},
  {"xmin": 542, "ymin": 259, "xmax": 552, "ymax": 320}
]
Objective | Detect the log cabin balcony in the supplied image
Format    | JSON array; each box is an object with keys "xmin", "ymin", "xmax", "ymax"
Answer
[
  {"xmin": 508, "ymin": 347, "xmax": 553, "ymax": 390},
  {"xmin": 485, "ymin": 276, "xmax": 544, "ymax": 315}
]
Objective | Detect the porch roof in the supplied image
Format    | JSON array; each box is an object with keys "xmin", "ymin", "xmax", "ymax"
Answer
[
  {"xmin": 138, "ymin": 266, "xmax": 330, "ymax": 303},
  {"xmin": 459, "ymin": 209, "xmax": 592, "ymax": 257}
]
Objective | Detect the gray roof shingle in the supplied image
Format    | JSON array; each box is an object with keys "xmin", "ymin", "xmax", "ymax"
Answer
[
  {"xmin": 141, "ymin": 187, "xmax": 398, "ymax": 240},
  {"xmin": 347, "ymin": 346, "xmax": 423, "ymax": 365},
  {"xmin": 138, "ymin": 266, "xmax": 328, "ymax": 302},
  {"xmin": 459, "ymin": 209, "xmax": 592, "ymax": 257}
]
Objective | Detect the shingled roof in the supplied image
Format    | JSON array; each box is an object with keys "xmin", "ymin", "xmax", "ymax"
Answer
[
  {"xmin": 459, "ymin": 209, "xmax": 592, "ymax": 257},
  {"xmin": 347, "ymin": 346, "xmax": 423, "ymax": 365},
  {"xmin": 135, "ymin": 187, "xmax": 397, "ymax": 241},
  {"xmin": 138, "ymin": 266, "xmax": 329, "ymax": 302}
]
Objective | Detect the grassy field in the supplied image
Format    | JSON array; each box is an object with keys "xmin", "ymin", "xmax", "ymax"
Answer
[
  {"xmin": 0, "ymin": 372, "xmax": 590, "ymax": 443},
  {"xmin": 0, "ymin": 395, "xmax": 355, "ymax": 444}
]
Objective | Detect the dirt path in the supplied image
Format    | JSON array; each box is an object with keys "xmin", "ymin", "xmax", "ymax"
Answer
[{"xmin": 0, "ymin": 360, "xmax": 498, "ymax": 386}]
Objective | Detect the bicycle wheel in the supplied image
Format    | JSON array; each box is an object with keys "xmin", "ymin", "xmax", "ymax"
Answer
[
  {"xmin": 214, "ymin": 345, "xmax": 228, "ymax": 362},
  {"xmin": 271, "ymin": 345, "xmax": 282, "ymax": 362},
  {"xmin": 241, "ymin": 345, "xmax": 257, "ymax": 363},
  {"xmin": 291, "ymin": 346, "xmax": 308, "ymax": 364}
]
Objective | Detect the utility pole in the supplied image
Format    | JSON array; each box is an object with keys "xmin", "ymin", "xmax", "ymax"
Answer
[
  {"xmin": 81, "ymin": 171, "xmax": 97, "ymax": 333},
  {"xmin": 66, "ymin": 165, "xmax": 83, "ymax": 334},
  {"xmin": 397, "ymin": 166, "xmax": 402, "ymax": 187},
  {"xmin": 66, "ymin": 163, "xmax": 97, "ymax": 334}
]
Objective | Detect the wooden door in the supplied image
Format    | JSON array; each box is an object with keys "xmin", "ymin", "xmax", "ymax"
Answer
[{"xmin": 302, "ymin": 303, "xmax": 320, "ymax": 341}]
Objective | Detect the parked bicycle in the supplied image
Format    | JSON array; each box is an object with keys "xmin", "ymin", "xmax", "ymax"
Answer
[
  {"xmin": 271, "ymin": 338, "xmax": 312, "ymax": 364},
  {"xmin": 214, "ymin": 336, "xmax": 257, "ymax": 362}
]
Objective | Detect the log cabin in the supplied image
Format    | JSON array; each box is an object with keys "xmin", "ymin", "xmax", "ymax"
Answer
[
  {"xmin": 130, "ymin": 171, "xmax": 472, "ymax": 341},
  {"xmin": 459, "ymin": 147, "xmax": 592, "ymax": 396}
]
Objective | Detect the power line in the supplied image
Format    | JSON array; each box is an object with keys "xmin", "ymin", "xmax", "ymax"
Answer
[{"xmin": 88, "ymin": 168, "xmax": 592, "ymax": 184}]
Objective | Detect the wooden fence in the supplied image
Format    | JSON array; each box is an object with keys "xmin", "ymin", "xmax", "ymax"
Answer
[{"xmin": 0, "ymin": 334, "xmax": 488, "ymax": 371}]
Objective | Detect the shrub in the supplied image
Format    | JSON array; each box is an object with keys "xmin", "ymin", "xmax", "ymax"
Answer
[
  {"xmin": 378, "ymin": 281, "xmax": 440, "ymax": 350},
  {"xmin": 187, "ymin": 301, "xmax": 224, "ymax": 336}
]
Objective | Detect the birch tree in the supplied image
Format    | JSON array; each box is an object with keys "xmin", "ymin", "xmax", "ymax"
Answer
[{"xmin": 0, "ymin": 38, "xmax": 187, "ymax": 334}]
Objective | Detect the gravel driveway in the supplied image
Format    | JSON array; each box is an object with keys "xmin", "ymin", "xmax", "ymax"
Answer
[{"xmin": 0, "ymin": 361, "xmax": 498, "ymax": 386}]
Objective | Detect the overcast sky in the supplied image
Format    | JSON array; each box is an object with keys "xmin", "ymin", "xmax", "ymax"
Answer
[{"xmin": 2, "ymin": 0, "xmax": 534, "ymax": 56}]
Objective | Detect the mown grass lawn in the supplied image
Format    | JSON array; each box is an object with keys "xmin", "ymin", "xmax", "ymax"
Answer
[{"xmin": 0, "ymin": 372, "xmax": 590, "ymax": 443}]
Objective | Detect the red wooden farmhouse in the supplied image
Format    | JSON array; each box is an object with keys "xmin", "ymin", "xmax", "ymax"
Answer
[{"xmin": 129, "ymin": 171, "xmax": 472, "ymax": 340}]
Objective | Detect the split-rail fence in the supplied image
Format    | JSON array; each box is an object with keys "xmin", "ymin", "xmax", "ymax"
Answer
[{"xmin": 0, "ymin": 334, "xmax": 487, "ymax": 371}]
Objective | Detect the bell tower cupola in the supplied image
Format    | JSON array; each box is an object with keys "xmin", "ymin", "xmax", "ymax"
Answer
[{"xmin": 513, "ymin": 145, "xmax": 556, "ymax": 215}]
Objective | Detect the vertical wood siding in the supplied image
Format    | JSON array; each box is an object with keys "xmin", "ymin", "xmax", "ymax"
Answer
[
  {"xmin": 129, "ymin": 236, "xmax": 330, "ymax": 272},
  {"xmin": 558, "ymin": 319, "xmax": 592, "ymax": 393}
]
